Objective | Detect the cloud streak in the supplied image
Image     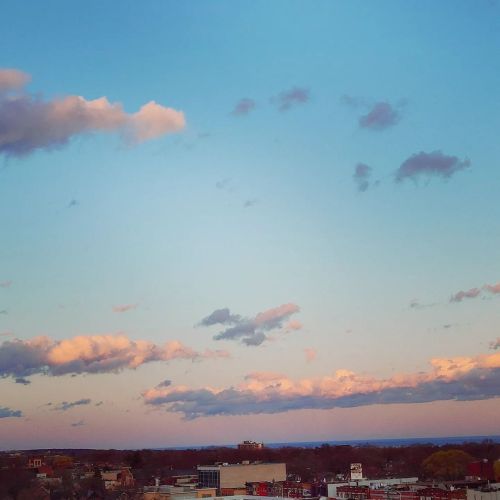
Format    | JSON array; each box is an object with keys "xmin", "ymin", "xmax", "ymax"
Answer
[
  {"xmin": 54, "ymin": 398, "xmax": 91, "ymax": 412},
  {"xmin": 0, "ymin": 333, "xmax": 228, "ymax": 379},
  {"xmin": 112, "ymin": 304, "xmax": 138, "ymax": 313},
  {"xmin": 0, "ymin": 68, "xmax": 185, "ymax": 157},
  {"xmin": 143, "ymin": 351, "xmax": 500, "ymax": 419},
  {"xmin": 200, "ymin": 303, "xmax": 301, "ymax": 346},
  {"xmin": 395, "ymin": 151, "xmax": 470, "ymax": 183}
]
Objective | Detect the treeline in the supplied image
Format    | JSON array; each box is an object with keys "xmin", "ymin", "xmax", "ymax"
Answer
[{"xmin": 17, "ymin": 439, "xmax": 499, "ymax": 481}]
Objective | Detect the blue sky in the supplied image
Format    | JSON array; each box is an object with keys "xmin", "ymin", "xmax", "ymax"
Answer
[{"xmin": 0, "ymin": 0, "xmax": 499, "ymax": 448}]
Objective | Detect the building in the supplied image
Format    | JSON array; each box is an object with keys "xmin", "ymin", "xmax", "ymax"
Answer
[
  {"xmin": 238, "ymin": 441, "xmax": 265, "ymax": 451},
  {"xmin": 197, "ymin": 462, "xmax": 286, "ymax": 494},
  {"xmin": 101, "ymin": 467, "xmax": 135, "ymax": 490}
]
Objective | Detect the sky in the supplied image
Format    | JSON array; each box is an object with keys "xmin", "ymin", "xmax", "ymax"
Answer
[{"xmin": 0, "ymin": 0, "xmax": 499, "ymax": 450}]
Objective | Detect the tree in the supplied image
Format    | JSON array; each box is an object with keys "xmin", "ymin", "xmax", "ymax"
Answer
[{"xmin": 422, "ymin": 450, "xmax": 473, "ymax": 480}]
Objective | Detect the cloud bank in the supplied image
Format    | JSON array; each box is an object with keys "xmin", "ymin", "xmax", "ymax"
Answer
[
  {"xmin": 0, "ymin": 68, "xmax": 185, "ymax": 157},
  {"xmin": 0, "ymin": 334, "xmax": 228, "ymax": 379},
  {"xmin": 199, "ymin": 303, "xmax": 301, "ymax": 346},
  {"xmin": 143, "ymin": 351, "xmax": 500, "ymax": 419},
  {"xmin": 395, "ymin": 151, "xmax": 470, "ymax": 182}
]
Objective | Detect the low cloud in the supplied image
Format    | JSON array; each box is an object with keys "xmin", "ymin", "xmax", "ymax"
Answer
[
  {"xmin": 395, "ymin": 151, "xmax": 470, "ymax": 183},
  {"xmin": 450, "ymin": 288, "xmax": 481, "ymax": 303},
  {"xmin": 0, "ymin": 68, "xmax": 185, "ymax": 157},
  {"xmin": 231, "ymin": 98, "xmax": 256, "ymax": 116},
  {"xmin": 112, "ymin": 304, "xmax": 138, "ymax": 313},
  {"xmin": 0, "ymin": 333, "xmax": 228, "ymax": 379},
  {"xmin": 54, "ymin": 398, "xmax": 91, "ymax": 412},
  {"xmin": 353, "ymin": 163, "xmax": 373, "ymax": 192},
  {"xmin": 144, "ymin": 351, "xmax": 500, "ymax": 419},
  {"xmin": 359, "ymin": 102, "xmax": 400, "ymax": 130},
  {"xmin": 272, "ymin": 87, "xmax": 309, "ymax": 112},
  {"xmin": 490, "ymin": 339, "xmax": 500, "ymax": 350},
  {"xmin": 71, "ymin": 420, "xmax": 85, "ymax": 427},
  {"xmin": 0, "ymin": 406, "xmax": 22, "ymax": 418},
  {"xmin": 200, "ymin": 303, "xmax": 300, "ymax": 346},
  {"xmin": 0, "ymin": 280, "xmax": 12, "ymax": 288}
]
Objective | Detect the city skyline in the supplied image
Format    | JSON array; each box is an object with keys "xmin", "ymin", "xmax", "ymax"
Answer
[{"xmin": 1, "ymin": 0, "xmax": 499, "ymax": 449}]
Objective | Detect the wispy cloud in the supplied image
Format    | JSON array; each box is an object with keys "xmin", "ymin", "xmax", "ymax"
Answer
[
  {"xmin": 0, "ymin": 68, "xmax": 185, "ymax": 157},
  {"xmin": 359, "ymin": 102, "xmax": 401, "ymax": 130},
  {"xmin": 490, "ymin": 338, "xmax": 500, "ymax": 350},
  {"xmin": 71, "ymin": 419, "xmax": 85, "ymax": 427},
  {"xmin": 0, "ymin": 333, "xmax": 228, "ymax": 379},
  {"xmin": 231, "ymin": 98, "xmax": 256, "ymax": 116},
  {"xmin": 144, "ymin": 351, "xmax": 500, "ymax": 419},
  {"xmin": 215, "ymin": 178, "xmax": 233, "ymax": 191},
  {"xmin": 243, "ymin": 198, "xmax": 258, "ymax": 208},
  {"xmin": 112, "ymin": 303, "xmax": 138, "ymax": 313},
  {"xmin": 272, "ymin": 87, "xmax": 310, "ymax": 112},
  {"xmin": 450, "ymin": 288, "xmax": 481, "ymax": 303},
  {"xmin": 395, "ymin": 151, "xmax": 470, "ymax": 183},
  {"xmin": 199, "ymin": 303, "xmax": 300, "ymax": 346},
  {"xmin": 0, "ymin": 406, "xmax": 22, "ymax": 418},
  {"xmin": 304, "ymin": 348, "xmax": 317, "ymax": 363},
  {"xmin": 353, "ymin": 163, "xmax": 373, "ymax": 192},
  {"xmin": 54, "ymin": 398, "xmax": 91, "ymax": 412},
  {"xmin": 0, "ymin": 280, "xmax": 12, "ymax": 288},
  {"xmin": 409, "ymin": 299, "xmax": 436, "ymax": 310}
]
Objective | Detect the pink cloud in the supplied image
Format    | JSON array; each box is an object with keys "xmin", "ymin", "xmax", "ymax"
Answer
[
  {"xmin": 0, "ymin": 333, "xmax": 226, "ymax": 378},
  {"xmin": 304, "ymin": 348, "xmax": 317, "ymax": 363},
  {"xmin": 0, "ymin": 68, "xmax": 185, "ymax": 157},
  {"xmin": 143, "ymin": 350, "xmax": 500, "ymax": 418},
  {"xmin": 285, "ymin": 320, "xmax": 303, "ymax": 331},
  {"xmin": 0, "ymin": 69, "xmax": 30, "ymax": 92},
  {"xmin": 484, "ymin": 282, "xmax": 500, "ymax": 294},
  {"xmin": 450, "ymin": 287, "xmax": 481, "ymax": 302},
  {"xmin": 112, "ymin": 304, "xmax": 138, "ymax": 313}
]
